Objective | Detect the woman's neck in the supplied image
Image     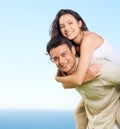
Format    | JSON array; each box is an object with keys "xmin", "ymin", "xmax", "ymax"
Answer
[{"xmin": 73, "ymin": 31, "xmax": 86, "ymax": 45}]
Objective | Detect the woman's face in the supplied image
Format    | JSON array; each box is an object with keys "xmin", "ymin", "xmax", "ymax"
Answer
[{"xmin": 59, "ymin": 14, "xmax": 82, "ymax": 41}]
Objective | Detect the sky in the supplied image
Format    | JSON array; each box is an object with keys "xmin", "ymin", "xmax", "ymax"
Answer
[{"xmin": 0, "ymin": 0, "xmax": 120, "ymax": 110}]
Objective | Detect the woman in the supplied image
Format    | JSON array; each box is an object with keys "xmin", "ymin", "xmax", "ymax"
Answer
[
  {"xmin": 50, "ymin": 9, "xmax": 120, "ymax": 86},
  {"xmin": 49, "ymin": 9, "xmax": 120, "ymax": 129}
]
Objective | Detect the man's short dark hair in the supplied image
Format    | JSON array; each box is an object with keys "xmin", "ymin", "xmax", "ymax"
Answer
[{"xmin": 46, "ymin": 36, "xmax": 74, "ymax": 55}]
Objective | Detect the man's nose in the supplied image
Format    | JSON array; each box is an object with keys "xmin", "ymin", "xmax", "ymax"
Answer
[{"xmin": 59, "ymin": 57, "xmax": 65, "ymax": 64}]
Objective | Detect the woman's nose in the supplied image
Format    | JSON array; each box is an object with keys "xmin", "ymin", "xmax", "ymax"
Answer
[{"xmin": 64, "ymin": 25, "xmax": 69, "ymax": 30}]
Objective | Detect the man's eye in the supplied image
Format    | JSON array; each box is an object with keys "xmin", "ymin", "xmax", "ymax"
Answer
[
  {"xmin": 61, "ymin": 52, "xmax": 67, "ymax": 57},
  {"xmin": 53, "ymin": 57, "xmax": 59, "ymax": 61}
]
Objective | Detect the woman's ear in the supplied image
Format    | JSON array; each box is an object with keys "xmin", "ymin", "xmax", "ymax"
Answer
[
  {"xmin": 71, "ymin": 46, "xmax": 76, "ymax": 56},
  {"xmin": 78, "ymin": 20, "xmax": 82, "ymax": 28}
]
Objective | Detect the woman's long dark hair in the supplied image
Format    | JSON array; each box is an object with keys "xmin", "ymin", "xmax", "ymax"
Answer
[{"xmin": 49, "ymin": 9, "xmax": 88, "ymax": 39}]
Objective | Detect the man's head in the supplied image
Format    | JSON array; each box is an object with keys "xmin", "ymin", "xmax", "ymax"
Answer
[{"xmin": 46, "ymin": 37, "xmax": 77, "ymax": 74}]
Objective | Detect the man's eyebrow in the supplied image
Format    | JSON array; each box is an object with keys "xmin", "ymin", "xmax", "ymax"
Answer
[
  {"xmin": 61, "ymin": 51, "xmax": 67, "ymax": 54},
  {"xmin": 52, "ymin": 51, "xmax": 66, "ymax": 58}
]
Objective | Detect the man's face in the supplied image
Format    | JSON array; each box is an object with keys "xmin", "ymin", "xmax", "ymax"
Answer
[{"xmin": 50, "ymin": 44, "xmax": 76, "ymax": 74}]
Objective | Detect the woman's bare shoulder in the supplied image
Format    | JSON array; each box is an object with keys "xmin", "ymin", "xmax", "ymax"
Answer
[
  {"xmin": 84, "ymin": 31, "xmax": 102, "ymax": 39},
  {"xmin": 83, "ymin": 32, "xmax": 103, "ymax": 48}
]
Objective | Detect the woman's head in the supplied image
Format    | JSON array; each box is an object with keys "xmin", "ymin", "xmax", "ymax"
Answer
[{"xmin": 50, "ymin": 9, "xmax": 88, "ymax": 39}]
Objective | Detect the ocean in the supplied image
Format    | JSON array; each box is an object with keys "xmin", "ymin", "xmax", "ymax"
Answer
[{"xmin": 0, "ymin": 110, "xmax": 76, "ymax": 129}]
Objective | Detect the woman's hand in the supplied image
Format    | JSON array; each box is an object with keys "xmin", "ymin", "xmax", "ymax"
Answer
[{"xmin": 84, "ymin": 63, "xmax": 101, "ymax": 82}]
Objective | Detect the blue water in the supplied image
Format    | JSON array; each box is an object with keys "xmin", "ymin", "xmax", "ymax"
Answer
[{"xmin": 0, "ymin": 110, "xmax": 76, "ymax": 129}]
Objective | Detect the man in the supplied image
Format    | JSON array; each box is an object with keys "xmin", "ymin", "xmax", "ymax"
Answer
[{"xmin": 46, "ymin": 37, "xmax": 120, "ymax": 129}]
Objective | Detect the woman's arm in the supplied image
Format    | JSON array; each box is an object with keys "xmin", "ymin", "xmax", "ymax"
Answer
[
  {"xmin": 56, "ymin": 33, "xmax": 102, "ymax": 88},
  {"xmin": 58, "ymin": 63, "xmax": 101, "ymax": 89}
]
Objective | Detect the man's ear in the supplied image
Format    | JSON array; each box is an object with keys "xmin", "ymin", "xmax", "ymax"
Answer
[{"xmin": 71, "ymin": 46, "xmax": 76, "ymax": 56}]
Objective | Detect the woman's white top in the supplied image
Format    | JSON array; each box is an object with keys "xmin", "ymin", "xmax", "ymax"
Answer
[{"xmin": 93, "ymin": 39, "xmax": 120, "ymax": 64}]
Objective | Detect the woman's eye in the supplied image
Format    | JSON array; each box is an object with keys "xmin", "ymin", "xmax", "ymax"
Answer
[{"xmin": 60, "ymin": 25, "xmax": 64, "ymax": 29}]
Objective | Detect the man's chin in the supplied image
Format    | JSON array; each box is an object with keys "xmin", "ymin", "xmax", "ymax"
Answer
[{"xmin": 60, "ymin": 69, "xmax": 68, "ymax": 73}]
